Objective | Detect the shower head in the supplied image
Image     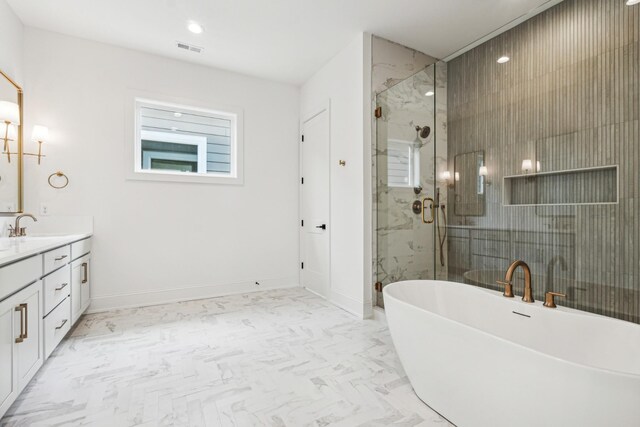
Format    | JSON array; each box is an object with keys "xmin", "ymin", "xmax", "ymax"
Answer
[{"xmin": 415, "ymin": 125, "xmax": 431, "ymax": 139}]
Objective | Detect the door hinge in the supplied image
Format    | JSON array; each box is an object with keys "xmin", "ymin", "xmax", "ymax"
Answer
[
  {"xmin": 374, "ymin": 106, "xmax": 382, "ymax": 119},
  {"xmin": 301, "ymin": 262, "xmax": 304, "ymax": 269},
  {"xmin": 375, "ymin": 282, "xmax": 383, "ymax": 292}
]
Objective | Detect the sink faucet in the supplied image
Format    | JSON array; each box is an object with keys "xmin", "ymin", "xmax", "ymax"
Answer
[
  {"xmin": 9, "ymin": 213, "xmax": 37, "ymax": 238},
  {"xmin": 497, "ymin": 260, "xmax": 535, "ymax": 303}
]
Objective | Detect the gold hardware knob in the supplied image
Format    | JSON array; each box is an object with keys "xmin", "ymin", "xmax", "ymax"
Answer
[
  {"xmin": 496, "ymin": 280, "xmax": 514, "ymax": 298},
  {"xmin": 543, "ymin": 291, "xmax": 566, "ymax": 308}
]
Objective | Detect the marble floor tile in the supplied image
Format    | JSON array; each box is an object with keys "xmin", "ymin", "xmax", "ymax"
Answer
[{"xmin": 1, "ymin": 288, "xmax": 452, "ymax": 427}]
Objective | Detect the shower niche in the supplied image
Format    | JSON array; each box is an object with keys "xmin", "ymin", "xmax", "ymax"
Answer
[{"xmin": 503, "ymin": 165, "xmax": 618, "ymax": 206}]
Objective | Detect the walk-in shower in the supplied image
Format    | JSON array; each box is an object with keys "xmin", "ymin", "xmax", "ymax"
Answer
[{"xmin": 373, "ymin": 62, "xmax": 447, "ymax": 307}]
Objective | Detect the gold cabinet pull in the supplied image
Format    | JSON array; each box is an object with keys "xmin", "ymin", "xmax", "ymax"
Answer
[
  {"xmin": 54, "ymin": 255, "xmax": 68, "ymax": 261},
  {"xmin": 55, "ymin": 283, "xmax": 69, "ymax": 291},
  {"xmin": 422, "ymin": 197, "xmax": 435, "ymax": 224},
  {"xmin": 55, "ymin": 319, "xmax": 68, "ymax": 330},
  {"xmin": 81, "ymin": 262, "xmax": 88, "ymax": 284},
  {"xmin": 543, "ymin": 291, "xmax": 566, "ymax": 308},
  {"xmin": 15, "ymin": 303, "xmax": 27, "ymax": 343}
]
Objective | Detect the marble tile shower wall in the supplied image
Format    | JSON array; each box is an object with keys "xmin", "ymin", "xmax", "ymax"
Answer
[
  {"xmin": 371, "ymin": 35, "xmax": 447, "ymax": 305},
  {"xmin": 447, "ymin": 0, "xmax": 639, "ymax": 323},
  {"xmin": 374, "ymin": 62, "xmax": 448, "ymax": 303}
]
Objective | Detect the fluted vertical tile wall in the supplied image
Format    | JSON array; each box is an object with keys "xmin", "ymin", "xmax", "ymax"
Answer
[{"xmin": 447, "ymin": 0, "xmax": 639, "ymax": 323}]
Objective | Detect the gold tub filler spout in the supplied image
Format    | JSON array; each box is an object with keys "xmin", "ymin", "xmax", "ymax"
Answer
[{"xmin": 496, "ymin": 260, "xmax": 535, "ymax": 303}]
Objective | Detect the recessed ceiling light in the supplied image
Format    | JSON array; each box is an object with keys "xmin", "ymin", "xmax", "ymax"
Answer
[
  {"xmin": 174, "ymin": 112, "xmax": 182, "ymax": 117},
  {"xmin": 627, "ymin": 0, "xmax": 640, "ymax": 5},
  {"xmin": 497, "ymin": 56, "xmax": 510, "ymax": 64},
  {"xmin": 425, "ymin": 91, "xmax": 435, "ymax": 97},
  {"xmin": 187, "ymin": 21, "xmax": 204, "ymax": 34}
]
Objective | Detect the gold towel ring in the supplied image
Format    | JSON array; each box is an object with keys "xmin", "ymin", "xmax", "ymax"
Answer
[{"xmin": 48, "ymin": 171, "xmax": 69, "ymax": 189}]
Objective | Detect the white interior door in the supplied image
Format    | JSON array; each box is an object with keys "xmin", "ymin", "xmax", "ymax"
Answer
[{"xmin": 300, "ymin": 106, "xmax": 330, "ymax": 298}]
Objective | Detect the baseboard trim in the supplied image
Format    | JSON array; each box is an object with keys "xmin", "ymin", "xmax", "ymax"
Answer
[
  {"xmin": 372, "ymin": 306, "xmax": 386, "ymax": 322},
  {"xmin": 330, "ymin": 290, "xmax": 368, "ymax": 319},
  {"xmin": 300, "ymin": 287, "xmax": 372, "ymax": 320},
  {"xmin": 87, "ymin": 276, "xmax": 300, "ymax": 313}
]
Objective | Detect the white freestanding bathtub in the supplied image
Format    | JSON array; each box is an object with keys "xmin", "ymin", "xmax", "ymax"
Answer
[{"xmin": 383, "ymin": 280, "xmax": 640, "ymax": 427}]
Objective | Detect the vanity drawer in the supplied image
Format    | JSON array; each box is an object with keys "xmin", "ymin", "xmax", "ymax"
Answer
[
  {"xmin": 44, "ymin": 297, "xmax": 71, "ymax": 359},
  {"xmin": 43, "ymin": 246, "xmax": 70, "ymax": 275},
  {"xmin": 43, "ymin": 264, "xmax": 71, "ymax": 316},
  {"xmin": 0, "ymin": 256, "xmax": 41, "ymax": 301},
  {"xmin": 71, "ymin": 238, "xmax": 91, "ymax": 261}
]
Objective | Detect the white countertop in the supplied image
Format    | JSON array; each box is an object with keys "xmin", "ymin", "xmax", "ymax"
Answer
[{"xmin": 0, "ymin": 233, "xmax": 92, "ymax": 268}]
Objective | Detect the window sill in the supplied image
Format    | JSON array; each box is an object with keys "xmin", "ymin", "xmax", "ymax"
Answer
[{"xmin": 126, "ymin": 170, "xmax": 243, "ymax": 185}]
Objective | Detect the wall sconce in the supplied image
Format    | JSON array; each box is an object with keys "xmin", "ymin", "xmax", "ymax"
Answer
[
  {"xmin": 521, "ymin": 159, "xmax": 533, "ymax": 174},
  {"xmin": 440, "ymin": 170, "xmax": 454, "ymax": 188},
  {"xmin": 479, "ymin": 165, "xmax": 491, "ymax": 185},
  {"xmin": 0, "ymin": 101, "xmax": 20, "ymax": 163},
  {"xmin": 26, "ymin": 125, "xmax": 48, "ymax": 164}
]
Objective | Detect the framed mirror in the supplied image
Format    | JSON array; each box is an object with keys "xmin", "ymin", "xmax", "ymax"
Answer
[
  {"xmin": 454, "ymin": 150, "xmax": 485, "ymax": 216},
  {"xmin": 0, "ymin": 69, "xmax": 23, "ymax": 213}
]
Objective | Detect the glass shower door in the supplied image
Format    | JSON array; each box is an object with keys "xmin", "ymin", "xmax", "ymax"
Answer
[{"xmin": 375, "ymin": 65, "xmax": 437, "ymax": 308}]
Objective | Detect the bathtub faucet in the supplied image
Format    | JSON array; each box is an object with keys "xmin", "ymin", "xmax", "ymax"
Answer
[{"xmin": 497, "ymin": 260, "xmax": 535, "ymax": 303}]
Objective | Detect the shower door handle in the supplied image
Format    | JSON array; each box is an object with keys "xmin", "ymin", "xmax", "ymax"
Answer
[{"xmin": 422, "ymin": 198, "xmax": 435, "ymax": 224}]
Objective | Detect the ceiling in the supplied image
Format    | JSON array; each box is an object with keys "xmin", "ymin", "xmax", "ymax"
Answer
[{"xmin": 7, "ymin": 0, "xmax": 561, "ymax": 85}]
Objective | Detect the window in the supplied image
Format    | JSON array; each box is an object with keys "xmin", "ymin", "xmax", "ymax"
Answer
[
  {"xmin": 387, "ymin": 139, "xmax": 420, "ymax": 188},
  {"xmin": 131, "ymin": 98, "xmax": 243, "ymax": 184}
]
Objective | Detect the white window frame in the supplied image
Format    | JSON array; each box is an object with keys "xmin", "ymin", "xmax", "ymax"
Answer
[{"xmin": 126, "ymin": 94, "xmax": 244, "ymax": 185}]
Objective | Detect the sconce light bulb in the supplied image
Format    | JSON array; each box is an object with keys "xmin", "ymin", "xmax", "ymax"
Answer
[
  {"xmin": 441, "ymin": 171, "xmax": 451, "ymax": 181},
  {"xmin": 31, "ymin": 125, "xmax": 49, "ymax": 143},
  {"xmin": 479, "ymin": 166, "xmax": 488, "ymax": 177},
  {"xmin": 521, "ymin": 159, "xmax": 533, "ymax": 173}
]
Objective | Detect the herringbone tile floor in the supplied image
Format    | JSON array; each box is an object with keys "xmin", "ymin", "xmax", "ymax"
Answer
[{"xmin": 1, "ymin": 288, "xmax": 451, "ymax": 426}]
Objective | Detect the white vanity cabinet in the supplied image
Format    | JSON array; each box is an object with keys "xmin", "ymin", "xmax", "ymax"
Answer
[
  {"xmin": 0, "ymin": 234, "xmax": 92, "ymax": 419},
  {"xmin": 0, "ymin": 275, "xmax": 43, "ymax": 416},
  {"xmin": 71, "ymin": 253, "xmax": 91, "ymax": 323}
]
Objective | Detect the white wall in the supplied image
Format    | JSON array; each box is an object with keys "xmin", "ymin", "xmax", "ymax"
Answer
[
  {"xmin": 300, "ymin": 33, "xmax": 372, "ymax": 318},
  {"xmin": 22, "ymin": 28, "xmax": 301, "ymax": 311},
  {"xmin": 0, "ymin": 0, "xmax": 23, "ymax": 84}
]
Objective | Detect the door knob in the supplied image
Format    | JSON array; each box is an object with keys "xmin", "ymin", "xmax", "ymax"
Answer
[{"xmin": 316, "ymin": 224, "xmax": 327, "ymax": 230}]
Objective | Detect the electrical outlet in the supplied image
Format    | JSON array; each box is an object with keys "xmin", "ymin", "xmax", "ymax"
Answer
[{"xmin": 40, "ymin": 202, "xmax": 50, "ymax": 216}]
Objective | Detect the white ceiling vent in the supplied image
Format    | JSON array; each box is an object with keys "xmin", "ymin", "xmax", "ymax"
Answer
[{"xmin": 176, "ymin": 42, "xmax": 203, "ymax": 54}]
